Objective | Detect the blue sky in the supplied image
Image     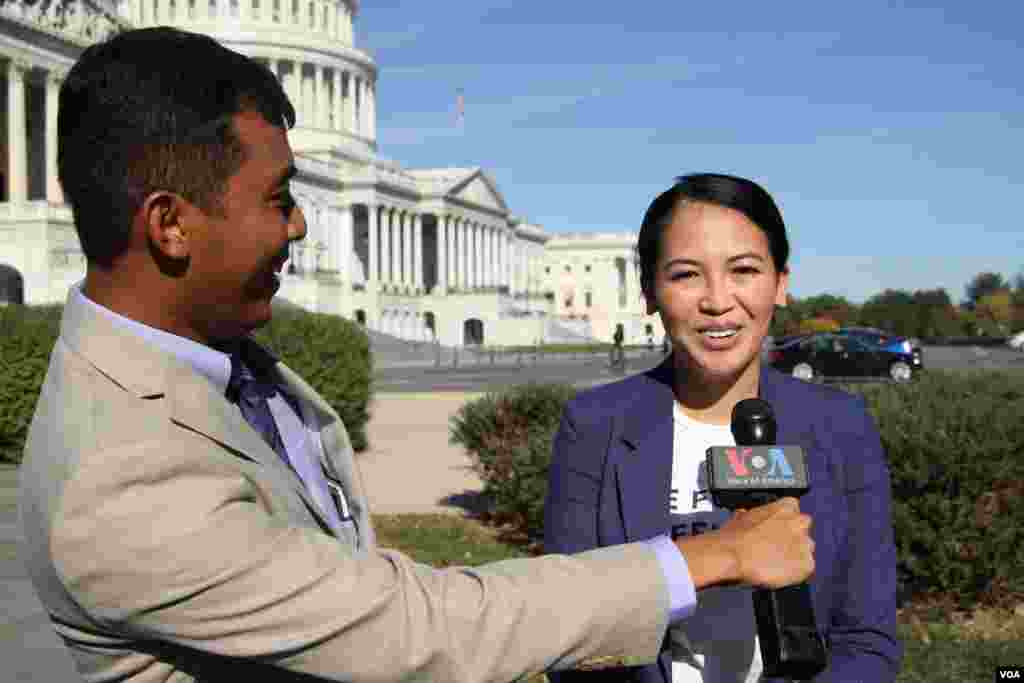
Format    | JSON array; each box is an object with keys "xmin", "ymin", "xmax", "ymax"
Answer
[{"xmin": 356, "ymin": 1, "xmax": 1022, "ymax": 304}]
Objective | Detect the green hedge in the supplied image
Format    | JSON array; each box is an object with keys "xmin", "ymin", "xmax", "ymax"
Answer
[
  {"xmin": 0, "ymin": 304, "xmax": 64, "ymax": 464},
  {"xmin": 452, "ymin": 371, "xmax": 1024, "ymax": 607},
  {"xmin": 845, "ymin": 371, "xmax": 1024, "ymax": 607},
  {"xmin": 0, "ymin": 301, "xmax": 373, "ymax": 463}
]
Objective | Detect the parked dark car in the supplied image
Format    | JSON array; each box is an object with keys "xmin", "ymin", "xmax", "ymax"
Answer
[
  {"xmin": 768, "ymin": 332, "xmax": 917, "ymax": 382},
  {"xmin": 836, "ymin": 327, "xmax": 923, "ymax": 369}
]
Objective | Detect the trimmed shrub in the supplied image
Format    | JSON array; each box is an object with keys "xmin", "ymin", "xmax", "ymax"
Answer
[
  {"xmin": 254, "ymin": 302, "xmax": 373, "ymax": 451},
  {"xmin": 0, "ymin": 300, "xmax": 373, "ymax": 463},
  {"xmin": 0, "ymin": 304, "xmax": 64, "ymax": 463},
  {"xmin": 450, "ymin": 382, "xmax": 577, "ymax": 540},
  {"xmin": 843, "ymin": 370, "xmax": 1024, "ymax": 607}
]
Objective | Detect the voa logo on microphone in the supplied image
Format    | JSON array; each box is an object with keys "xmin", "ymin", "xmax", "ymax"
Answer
[
  {"xmin": 726, "ymin": 447, "xmax": 795, "ymax": 479},
  {"xmin": 997, "ymin": 667, "xmax": 1022, "ymax": 679}
]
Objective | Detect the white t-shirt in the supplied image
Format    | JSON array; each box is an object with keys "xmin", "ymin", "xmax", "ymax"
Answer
[{"xmin": 669, "ymin": 402, "xmax": 763, "ymax": 683}]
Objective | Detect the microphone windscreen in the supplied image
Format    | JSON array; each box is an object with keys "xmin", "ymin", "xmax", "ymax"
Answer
[{"xmin": 731, "ymin": 398, "xmax": 775, "ymax": 426}]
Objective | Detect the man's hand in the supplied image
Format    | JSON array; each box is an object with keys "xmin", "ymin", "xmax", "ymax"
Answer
[{"xmin": 674, "ymin": 497, "xmax": 814, "ymax": 590}]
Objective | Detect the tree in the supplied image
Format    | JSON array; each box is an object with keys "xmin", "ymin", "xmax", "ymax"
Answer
[
  {"xmin": 911, "ymin": 288, "xmax": 958, "ymax": 338},
  {"xmin": 800, "ymin": 293, "xmax": 857, "ymax": 326},
  {"xmin": 912, "ymin": 288, "xmax": 952, "ymax": 308},
  {"xmin": 965, "ymin": 272, "xmax": 1008, "ymax": 309},
  {"xmin": 857, "ymin": 289, "xmax": 917, "ymax": 336},
  {"xmin": 975, "ymin": 290, "xmax": 1013, "ymax": 333}
]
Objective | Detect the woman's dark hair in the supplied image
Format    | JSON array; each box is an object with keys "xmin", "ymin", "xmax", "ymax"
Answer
[
  {"xmin": 58, "ymin": 27, "xmax": 296, "ymax": 269},
  {"xmin": 636, "ymin": 173, "xmax": 790, "ymax": 297}
]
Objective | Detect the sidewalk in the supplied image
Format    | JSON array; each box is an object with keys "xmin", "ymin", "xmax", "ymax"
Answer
[
  {"xmin": 359, "ymin": 392, "xmax": 487, "ymax": 515},
  {"xmin": 0, "ymin": 391, "xmax": 487, "ymax": 681}
]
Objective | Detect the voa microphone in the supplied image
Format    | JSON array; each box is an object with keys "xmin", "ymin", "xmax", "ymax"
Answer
[{"xmin": 702, "ymin": 397, "xmax": 828, "ymax": 681}]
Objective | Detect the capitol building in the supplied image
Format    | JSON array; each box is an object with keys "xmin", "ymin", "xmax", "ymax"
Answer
[{"xmin": 0, "ymin": 0, "xmax": 663, "ymax": 347}]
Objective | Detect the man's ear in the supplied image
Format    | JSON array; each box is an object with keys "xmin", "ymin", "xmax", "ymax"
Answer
[{"xmin": 142, "ymin": 192, "xmax": 190, "ymax": 262}]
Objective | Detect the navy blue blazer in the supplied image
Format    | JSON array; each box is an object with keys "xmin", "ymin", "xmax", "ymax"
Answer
[{"xmin": 544, "ymin": 360, "xmax": 901, "ymax": 682}]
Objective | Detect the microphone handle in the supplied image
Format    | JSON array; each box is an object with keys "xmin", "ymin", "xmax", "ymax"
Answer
[{"xmin": 753, "ymin": 581, "xmax": 828, "ymax": 681}]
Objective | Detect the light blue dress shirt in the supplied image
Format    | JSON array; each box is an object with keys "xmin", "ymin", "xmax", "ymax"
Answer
[{"xmin": 73, "ymin": 281, "xmax": 354, "ymax": 541}]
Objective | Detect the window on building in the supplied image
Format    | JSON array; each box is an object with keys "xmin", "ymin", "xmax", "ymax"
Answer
[
  {"xmin": 585, "ymin": 264, "xmax": 591, "ymax": 273},
  {"xmin": 565, "ymin": 264, "xmax": 571, "ymax": 273},
  {"xmin": 545, "ymin": 266, "xmax": 550, "ymax": 274},
  {"xmin": 585, "ymin": 291, "xmax": 592, "ymax": 307}
]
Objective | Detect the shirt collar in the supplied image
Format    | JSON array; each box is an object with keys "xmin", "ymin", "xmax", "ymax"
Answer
[{"xmin": 73, "ymin": 279, "xmax": 235, "ymax": 396}]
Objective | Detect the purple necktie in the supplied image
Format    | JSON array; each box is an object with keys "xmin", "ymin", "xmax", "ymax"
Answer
[{"xmin": 224, "ymin": 352, "xmax": 301, "ymax": 470}]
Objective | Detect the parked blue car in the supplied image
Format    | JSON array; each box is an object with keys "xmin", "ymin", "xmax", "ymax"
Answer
[{"xmin": 836, "ymin": 327, "xmax": 923, "ymax": 370}]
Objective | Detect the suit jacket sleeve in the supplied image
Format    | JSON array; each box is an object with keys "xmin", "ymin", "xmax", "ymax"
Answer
[
  {"xmin": 545, "ymin": 401, "xmax": 656, "ymax": 682},
  {"xmin": 50, "ymin": 431, "xmax": 672, "ymax": 683},
  {"xmin": 815, "ymin": 395, "xmax": 903, "ymax": 682}
]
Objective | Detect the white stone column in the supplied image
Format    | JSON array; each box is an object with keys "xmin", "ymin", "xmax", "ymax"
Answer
[
  {"xmin": 301, "ymin": 64, "xmax": 313, "ymax": 127},
  {"xmin": 474, "ymin": 223, "xmax": 482, "ymax": 289},
  {"xmin": 285, "ymin": 61, "xmax": 300, "ymax": 121},
  {"xmin": 338, "ymin": 203, "xmax": 353, "ymax": 281},
  {"xmin": 347, "ymin": 73, "xmax": 358, "ymax": 135},
  {"xmin": 507, "ymin": 233, "xmax": 514, "ymax": 291},
  {"xmin": 414, "ymin": 213, "xmax": 424, "ymax": 291},
  {"xmin": 7, "ymin": 57, "xmax": 30, "ymax": 203},
  {"xmin": 366, "ymin": 79, "xmax": 376, "ymax": 141},
  {"xmin": 480, "ymin": 225, "xmax": 488, "ymax": 288},
  {"xmin": 402, "ymin": 211, "xmax": 413, "ymax": 289},
  {"xmin": 435, "ymin": 216, "xmax": 446, "ymax": 293},
  {"xmin": 356, "ymin": 77, "xmax": 365, "ymax": 137},
  {"xmin": 360, "ymin": 78, "xmax": 370, "ymax": 138},
  {"xmin": 381, "ymin": 207, "xmax": 392, "ymax": 285},
  {"xmin": 332, "ymin": 69, "xmax": 342, "ymax": 131},
  {"xmin": 486, "ymin": 226, "xmax": 495, "ymax": 288},
  {"xmin": 460, "ymin": 220, "xmax": 469, "ymax": 290},
  {"xmin": 367, "ymin": 203, "xmax": 378, "ymax": 286},
  {"xmin": 446, "ymin": 216, "xmax": 457, "ymax": 291},
  {"xmin": 498, "ymin": 229, "xmax": 505, "ymax": 290},
  {"xmin": 390, "ymin": 209, "xmax": 401, "ymax": 286},
  {"xmin": 46, "ymin": 68, "xmax": 64, "ymax": 204},
  {"xmin": 323, "ymin": 206, "xmax": 336, "ymax": 273},
  {"xmin": 462, "ymin": 219, "xmax": 471, "ymax": 290},
  {"xmin": 458, "ymin": 219, "xmax": 468, "ymax": 288},
  {"xmin": 509, "ymin": 239, "xmax": 518, "ymax": 295},
  {"xmin": 315, "ymin": 63, "xmax": 327, "ymax": 128},
  {"xmin": 239, "ymin": 0, "xmax": 248, "ymax": 21},
  {"xmin": 468, "ymin": 221, "xmax": 476, "ymax": 289}
]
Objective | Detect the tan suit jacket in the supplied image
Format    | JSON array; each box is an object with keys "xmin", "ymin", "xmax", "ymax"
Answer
[{"xmin": 18, "ymin": 287, "xmax": 670, "ymax": 682}]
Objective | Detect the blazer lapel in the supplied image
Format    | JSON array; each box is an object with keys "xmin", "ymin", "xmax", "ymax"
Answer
[
  {"xmin": 164, "ymin": 361, "xmax": 333, "ymax": 533},
  {"xmin": 758, "ymin": 366, "xmax": 815, "ymax": 458},
  {"xmin": 615, "ymin": 359, "xmax": 678, "ymax": 542}
]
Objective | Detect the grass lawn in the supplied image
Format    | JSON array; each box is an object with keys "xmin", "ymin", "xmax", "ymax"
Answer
[{"xmin": 373, "ymin": 513, "xmax": 1024, "ymax": 682}]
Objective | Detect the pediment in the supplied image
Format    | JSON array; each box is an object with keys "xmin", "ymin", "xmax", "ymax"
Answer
[
  {"xmin": 0, "ymin": 0, "xmax": 127, "ymax": 47},
  {"xmin": 449, "ymin": 172, "xmax": 508, "ymax": 214}
]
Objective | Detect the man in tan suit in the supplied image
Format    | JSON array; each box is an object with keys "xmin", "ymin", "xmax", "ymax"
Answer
[{"xmin": 18, "ymin": 27, "xmax": 815, "ymax": 682}]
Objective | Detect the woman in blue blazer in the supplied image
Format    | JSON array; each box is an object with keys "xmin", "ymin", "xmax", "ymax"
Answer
[{"xmin": 544, "ymin": 174, "xmax": 901, "ymax": 682}]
